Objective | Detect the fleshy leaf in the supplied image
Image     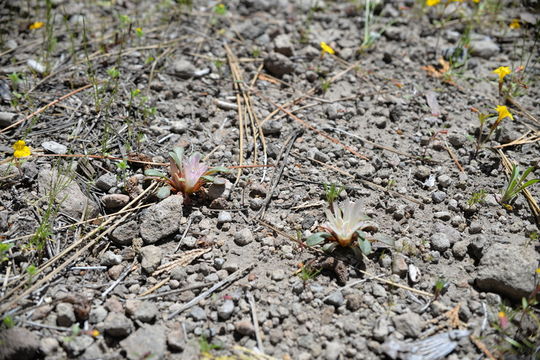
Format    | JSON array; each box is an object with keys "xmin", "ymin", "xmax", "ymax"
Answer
[
  {"xmin": 322, "ymin": 242, "xmax": 338, "ymax": 253},
  {"xmin": 306, "ymin": 232, "xmax": 331, "ymax": 246},
  {"xmin": 357, "ymin": 238, "xmax": 372, "ymax": 255},
  {"xmin": 156, "ymin": 186, "xmax": 171, "ymax": 199},
  {"xmin": 201, "ymin": 175, "xmax": 215, "ymax": 183},
  {"xmin": 169, "ymin": 147, "xmax": 184, "ymax": 168},
  {"xmin": 144, "ymin": 169, "xmax": 168, "ymax": 178},
  {"xmin": 207, "ymin": 166, "xmax": 230, "ymax": 174}
]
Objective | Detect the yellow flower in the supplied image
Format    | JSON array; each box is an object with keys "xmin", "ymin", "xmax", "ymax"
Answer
[
  {"xmin": 135, "ymin": 27, "xmax": 143, "ymax": 37},
  {"xmin": 29, "ymin": 21, "xmax": 44, "ymax": 30},
  {"xmin": 426, "ymin": 0, "xmax": 440, "ymax": 5},
  {"xmin": 13, "ymin": 140, "xmax": 31, "ymax": 158},
  {"xmin": 492, "ymin": 66, "xmax": 511, "ymax": 82},
  {"xmin": 472, "ymin": 0, "xmax": 480, "ymax": 3},
  {"xmin": 320, "ymin": 42, "xmax": 335, "ymax": 55},
  {"xmin": 509, "ymin": 19, "xmax": 520, "ymax": 29},
  {"xmin": 495, "ymin": 105, "xmax": 513, "ymax": 122},
  {"xmin": 536, "ymin": 268, "xmax": 540, "ymax": 274},
  {"xmin": 91, "ymin": 329, "xmax": 100, "ymax": 337}
]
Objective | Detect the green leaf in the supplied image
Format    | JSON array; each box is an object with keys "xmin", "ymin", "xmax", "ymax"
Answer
[
  {"xmin": 169, "ymin": 147, "xmax": 184, "ymax": 167},
  {"xmin": 306, "ymin": 232, "xmax": 330, "ymax": 246},
  {"xmin": 357, "ymin": 238, "xmax": 372, "ymax": 255},
  {"xmin": 156, "ymin": 186, "xmax": 171, "ymax": 199},
  {"xmin": 207, "ymin": 166, "xmax": 230, "ymax": 174},
  {"xmin": 201, "ymin": 175, "xmax": 215, "ymax": 183},
  {"xmin": 144, "ymin": 169, "xmax": 168, "ymax": 178},
  {"xmin": 322, "ymin": 242, "xmax": 338, "ymax": 253}
]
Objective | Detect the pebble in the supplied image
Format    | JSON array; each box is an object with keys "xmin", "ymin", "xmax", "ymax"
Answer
[
  {"xmin": 234, "ymin": 228, "xmax": 254, "ymax": 246},
  {"xmin": 110, "ymin": 220, "xmax": 139, "ymax": 246},
  {"xmin": 437, "ymin": 174, "xmax": 452, "ymax": 188},
  {"xmin": 217, "ymin": 211, "xmax": 233, "ymax": 224},
  {"xmin": 40, "ymin": 337, "xmax": 59, "ymax": 356},
  {"xmin": 391, "ymin": 253, "xmax": 408, "ymax": 276},
  {"xmin": 120, "ymin": 325, "xmax": 166, "ymax": 360},
  {"xmin": 430, "ymin": 232, "xmax": 450, "ymax": 252},
  {"xmin": 263, "ymin": 52, "xmax": 294, "ymax": 77},
  {"xmin": 373, "ymin": 317, "xmax": 389, "ymax": 341},
  {"xmin": 95, "ymin": 172, "xmax": 117, "ymax": 191},
  {"xmin": 140, "ymin": 245, "xmax": 163, "ymax": 274},
  {"xmin": 470, "ymin": 35, "xmax": 500, "ymax": 58},
  {"xmin": 172, "ymin": 59, "xmax": 196, "ymax": 79},
  {"xmin": 139, "ymin": 194, "xmax": 183, "ymax": 244},
  {"xmin": 324, "ymin": 291, "xmax": 345, "ymax": 307},
  {"xmin": 324, "ymin": 341, "xmax": 342, "ymax": 360},
  {"xmin": 392, "ymin": 311, "xmax": 423, "ymax": 338},
  {"xmin": 189, "ymin": 306, "xmax": 207, "ymax": 321},
  {"xmin": 469, "ymin": 221, "xmax": 483, "ymax": 234},
  {"xmin": 41, "ymin": 141, "xmax": 67, "ymax": 154},
  {"xmin": 414, "ymin": 166, "xmax": 430, "ymax": 180},
  {"xmin": 167, "ymin": 329, "xmax": 186, "ymax": 352},
  {"xmin": 102, "ymin": 194, "xmax": 130, "ymax": 209},
  {"xmin": 101, "ymin": 250, "xmax": 123, "ymax": 266},
  {"xmin": 56, "ymin": 302, "xmax": 76, "ymax": 327},
  {"xmin": 89, "ymin": 306, "xmax": 108, "ymax": 324},
  {"xmin": 434, "ymin": 211, "xmax": 451, "ymax": 221},
  {"xmin": 234, "ymin": 320, "xmax": 255, "ymax": 336},
  {"xmin": 27, "ymin": 59, "xmax": 46, "ymax": 73},
  {"xmin": 271, "ymin": 269, "xmax": 286, "ymax": 281},
  {"xmin": 431, "ymin": 191, "xmax": 447, "ymax": 204},
  {"xmin": 274, "ymin": 34, "xmax": 294, "ymax": 57},
  {"xmin": 452, "ymin": 240, "xmax": 469, "ymax": 259},
  {"xmin": 0, "ymin": 112, "xmax": 16, "ymax": 127},
  {"xmin": 103, "ymin": 312, "xmax": 134, "ymax": 338},
  {"xmin": 218, "ymin": 299, "xmax": 235, "ymax": 320},
  {"xmin": 108, "ymin": 264, "xmax": 124, "ymax": 280},
  {"xmin": 261, "ymin": 119, "xmax": 282, "ymax": 136},
  {"xmin": 63, "ymin": 335, "xmax": 94, "ymax": 356},
  {"xmin": 125, "ymin": 300, "xmax": 158, "ymax": 323}
]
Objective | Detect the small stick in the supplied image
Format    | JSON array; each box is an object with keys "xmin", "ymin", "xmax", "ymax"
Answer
[
  {"xmin": 246, "ymin": 291, "xmax": 264, "ymax": 353},
  {"xmin": 174, "ymin": 216, "xmax": 193, "ymax": 253},
  {"xmin": 101, "ymin": 261, "xmax": 138, "ymax": 299},
  {"xmin": 138, "ymin": 276, "xmax": 170, "ymax": 298},
  {"xmin": 168, "ymin": 264, "xmax": 255, "ymax": 320},
  {"xmin": 70, "ymin": 266, "xmax": 107, "ymax": 271},
  {"xmin": 0, "ymin": 84, "xmax": 93, "ymax": 134},
  {"xmin": 444, "ymin": 140, "xmax": 464, "ymax": 172},
  {"xmin": 470, "ymin": 335, "xmax": 498, "ymax": 360},
  {"xmin": 137, "ymin": 282, "xmax": 211, "ymax": 301}
]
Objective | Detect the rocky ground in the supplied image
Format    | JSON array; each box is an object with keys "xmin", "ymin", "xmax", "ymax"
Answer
[{"xmin": 1, "ymin": 0, "xmax": 540, "ymax": 359}]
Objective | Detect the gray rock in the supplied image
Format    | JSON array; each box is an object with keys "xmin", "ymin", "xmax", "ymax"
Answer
[
  {"xmin": 38, "ymin": 167, "xmax": 98, "ymax": 219},
  {"xmin": 217, "ymin": 211, "xmax": 233, "ymax": 224},
  {"xmin": 430, "ymin": 232, "xmax": 450, "ymax": 252},
  {"xmin": 324, "ymin": 341, "xmax": 342, "ymax": 360},
  {"xmin": 261, "ymin": 119, "xmax": 282, "ymax": 136},
  {"xmin": 469, "ymin": 221, "xmax": 483, "ymax": 234},
  {"xmin": 391, "ymin": 253, "xmax": 408, "ymax": 276},
  {"xmin": 170, "ymin": 120, "xmax": 188, "ymax": 134},
  {"xmin": 448, "ymin": 134, "xmax": 465, "ymax": 148},
  {"xmin": 452, "ymin": 240, "xmax": 469, "ymax": 259},
  {"xmin": 264, "ymin": 52, "xmax": 294, "ymax": 77},
  {"xmin": 172, "ymin": 59, "xmax": 196, "ymax": 79},
  {"xmin": 223, "ymin": 261, "xmax": 239, "ymax": 274},
  {"xmin": 120, "ymin": 325, "xmax": 166, "ymax": 360},
  {"xmin": 103, "ymin": 312, "xmax": 134, "ymax": 338},
  {"xmin": 437, "ymin": 174, "xmax": 452, "ymax": 188},
  {"xmin": 207, "ymin": 179, "xmax": 227, "ymax": 201},
  {"xmin": 468, "ymin": 235, "xmax": 487, "ymax": 260},
  {"xmin": 170, "ymin": 267, "xmax": 187, "ymax": 282},
  {"xmin": 56, "ymin": 302, "xmax": 76, "ymax": 327},
  {"xmin": 475, "ymin": 242, "xmax": 539, "ymax": 301},
  {"xmin": 140, "ymin": 195, "xmax": 183, "ymax": 244},
  {"xmin": 167, "ymin": 329, "xmax": 186, "ymax": 352},
  {"xmin": 101, "ymin": 250, "xmax": 122, "ymax": 266},
  {"xmin": 89, "ymin": 306, "xmax": 108, "ymax": 324},
  {"xmin": 325, "ymin": 291, "xmax": 345, "ymax": 307},
  {"xmin": 41, "ymin": 141, "xmax": 67, "ymax": 155},
  {"xmin": 39, "ymin": 337, "xmax": 59, "ymax": 356},
  {"xmin": 95, "ymin": 172, "xmax": 117, "ymax": 191},
  {"xmin": 392, "ymin": 311, "xmax": 423, "ymax": 338},
  {"xmin": 125, "ymin": 300, "xmax": 158, "ymax": 323},
  {"xmin": 234, "ymin": 320, "xmax": 255, "ymax": 336},
  {"xmin": 63, "ymin": 335, "xmax": 93, "ymax": 356},
  {"xmin": 236, "ymin": 19, "xmax": 267, "ymax": 39},
  {"xmin": 414, "ymin": 166, "xmax": 430, "ymax": 180},
  {"xmin": 271, "ymin": 269, "xmax": 286, "ymax": 281},
  {"xmin": 218, "ymin": 300, "xmax": 234, "ymax": 320},
  {"xmin": 274, "ymin": 34, "xmax": 294, "ymax": 57},
  {"xmin": 102, "ymin": 194, "xmax": 130, "ymax": 209},
  {"xmin": 372, "ymin": 284, "xmax": 387, "ymax": 298},
  {"xmin": 0, "ymin": 327, "xmax": 40, "ymax": 359},
  {"xmin": 140, "ymin": 245, "xmax": 162, "ymax": 274},
  {"xmin": 0, "ymin": 112, "xmax": 16, "ymax": 127},
  {"xmin": 234, "ymin": 228, "xmax": 254, "ymax": 246},
  {"xmin": 431, "ymin": 191, "xmax": 447, "ymax": 204},
  {"xmin": 110, "ymin": 220, "xmax": 139, "ymax": 246},
  {"xmin": 470, "ymin": 36, "xmax": 500, "ymax": 59},
  {"xmin": 434, "ymin": 211, "xmax": 451, "ymax": 221},
  {"xmin": 373, "ymin": 317, "xmax": 389, "ymax": 341},
  {"xmin": 189, "ymin": 306, "xmax": 207, "ymax": 321}
]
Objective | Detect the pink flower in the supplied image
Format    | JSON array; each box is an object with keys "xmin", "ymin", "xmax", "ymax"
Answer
[{"xmin": 182, "ymin": 153, "xmax": 208, "ymax": 193}]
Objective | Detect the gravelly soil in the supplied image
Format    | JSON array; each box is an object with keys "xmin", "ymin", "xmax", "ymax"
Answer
[{"xmin": 1, "ymin": 0, "xmax": 540, "ymax": 359}]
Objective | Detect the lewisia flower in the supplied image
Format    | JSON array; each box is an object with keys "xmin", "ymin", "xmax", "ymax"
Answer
[
  {"xmin": 13, "ymin": 140, "xmax": 31, "ymax": 158},
  {"xmin": 320, "ymin": 42, "xmax": 335, "ymax": 55},
  {"xmin": 492, "ymin": 66, "xmax": 511, "ymax": 82},
  {"xmin": 495, "ymin": 105, "xmax": 513, "ymax": 122},
  {"xmin": 323, "ymin": 200, "xmax": 368, "ymax": 247},
  {"xmin": 172, "ymin": 152, "xmax": 209, "ymax": 195}
]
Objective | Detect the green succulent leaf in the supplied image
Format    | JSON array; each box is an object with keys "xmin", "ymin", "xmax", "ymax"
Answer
[
  {"xmin": 201, "ymin": 175, "xmax": 215, "ymax": 183},
  {"xmin": 144, "ymin": 169, "xmax": 168, "ymax": 178},
  {"xmin": 306, "ymin": 232, "xmax": 331, "ymax": 246},
  {"xmin": 207, "ymin": 166, "xmax": 230, "ymax": 174},
  {"xmin": 156, "ymin": 186, "xmax": 171, "ymax": 199},
  {"xmin": 322, "ymin": 242, "xmax": 338, "ymax": 253},
  {"xmin": 169, "ymin": 147, "xmax": 185, "ymax": 167},
  {"xmin": 357, "ymin": 238, "xmax": 372, "ymax": 255}
]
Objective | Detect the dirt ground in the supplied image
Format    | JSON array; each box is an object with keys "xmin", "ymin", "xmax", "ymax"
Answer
[{"xmin": 1, "ymin": 0, "xmax": 540, "ymax": 359}]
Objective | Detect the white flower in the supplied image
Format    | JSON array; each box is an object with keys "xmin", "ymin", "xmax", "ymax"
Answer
[{"xmin": 323, "ymin": 200, "xmax": 367, "ymax": 247}]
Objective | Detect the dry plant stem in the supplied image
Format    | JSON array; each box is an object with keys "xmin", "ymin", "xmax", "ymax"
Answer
[
  {"xmin": 506, "ymin": 96, "xmax": 540, "ymax": 127},
  {"xmin": 138, "ymin": 277, "xmax": 170, "ymax": 298},
  {"xmin": 137, "ymin": 282, "xmax": 211, "ymax": 301},
  {"xmin": 168, "ymin": 264, "xmax": 256, "ymax": 320},
  {"xmin": 497, "ymin": 149, "xmax": 540, "ymax": 223},
  {"xmin": 493, "ymin": 131, "xmax": 539, "ymax": 149},
  {"xmin": 0, "ymin": 183, "xmax": 157, "ymax": 315},
  {"xmin": 247, "ymin": 291, "xmax": 265, "ymax": 353},
  {"xmin": 146, "ymin": 47, "xmax": 174, "ymax": 97},
  {"xmin": 255, "ymin": 129, "xmax": 303, "ymax": 219},
  {"xmin": 469, "ymin": 335, "xmax": 498, "ymax": 360},
  {"xmin": 444, "ymin": 140, "xmax": 464, "ymax": 172},
  {"xmin": 101, "ymin": 261, "xmax": 138, "ymax": 298},
  {"xmin": 0, "ymin": 83, "xmax": 93, "ymax": 134}
]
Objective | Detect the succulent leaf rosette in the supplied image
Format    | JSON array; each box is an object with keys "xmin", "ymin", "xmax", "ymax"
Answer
[
  {"xmin": 145, "ymin": 147, "xmax": 229, "ymax": 199},
  {"xmin": 306, "ymin": 200, "xmax": 373, "ymax": 257}
]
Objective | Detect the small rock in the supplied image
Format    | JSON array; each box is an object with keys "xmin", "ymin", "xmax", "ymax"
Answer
[
  {"xmin": 172, "ymin": 59, "xmax": 196, "ymax": 79},
  {"xmin": 102, "ymin": 194, "xmax": 130, "ymax": 209},
  {"xmin": 27, "ymin": 59, "xmax": 46, "ymax": 73},
  {"xmin": 372, "ymin": 284, "xmax": 387, "ymax": 297},
  {"xmin": 431, "ymin": 191, "xmax": 447, "ymax": 204},
  {"xmin": 125, "ymin": 300, "xmax": 158, "ymax": 323},
  {"xmin": 0, "ymin": 327, "xmax": 40, "ymax": 359},
  {"xmin": 56, "ymin": 302, "xmax": 76, "ymax": 327},
  {"xmin": 470, "ymin": 36, "xmax": 500, "ymax": 59},
  {"xmin": 452, "ymin": 240, "xmax": 469, "ymax": 259},
  {"xmin": 325, "ymin": 291, "xmax": 345, "ymax": 307},
  {"xmin": 95, "ymin": 172, "xmax": 117, "ymax": 191},
  {"xmin": 223, "ymin": 262, "xmax": 239, "ymax": 274},
  {"xmin": 170, "ymin": 267, "xmax": 187, "ymax": 282},
  {"xmin": 271, "ymin": 269, "xmax": 286, "ymax": 281},
  {"xmin": 324, "ymin": 341, "xmax": 342, "ymax": 360},
  {"xmin": 110, "ymin": 220, "xmax": 139, "ymax": 246},
  {"xmin": 167, "ymin": 329, "xmax": 186, "ymax": 352},
  {"xmin": 108, "ymin": 264, "xmax": 124, "ymax": 280},
  {"xmin": 434, "ymin": 211, "xmax": 451, "ymax": 221},
  {"xmin": 63, "ymin": 335, "xmax": 93, "ymax": 356},
  {"xmin": 103, "ymin": 312, "xmax": 134, "ymax": 338},
  {"xmin": 0, "ymin": 112, "xmax": 16, "ymax": 127},
  {"xmin": 207, "ymin": 179, "xmax": 227, "ymax": 200},
  {"xmin": 392, "ymin": 311, "xmax": 423, "ymax": 338},
  {"xmin": 140, "ymin": 195, "xmax": 183, "ymax": 244},
  {"xmin": 218, "ymin": 300, "xmax": 234, "ymax": 320},
  {"xmin": 170, "ymin": 120, "xmax": 188, "ymax": 134},
  {"xmin": 373, "ymin": 317, "xmax": 389, "ymax": 341},
  {"xmin": 234, "ymin": 228, "xmax": 254, "ymax": 246},
  {"xmin": 217, "ymin": 211, "xmax": 233, "ymax": 224},
  {"xmin": 234, "ymin": 320, "xmax": 255, "ymax": 336},
  {"xmin": 39, "ymin": 337, "xmax": 59, "ymax": 356},
  {"xmin": 101, "ymin": 250, "xmax": 123, "ymax": 266},
  {"xmin": 261, "ymin": 120, "xmax": 282, "ymax": 136},
  {"xmin": 430, "ymin": 232, "xmax": 451, "ymax": 252},
  {"xmin": 274, "ymin": 34, "xmax": 294, "ymax": 57},
  {"xmin": 264, "ymin": 52, "xmax": 294, "ymax": 77},
  {"xmin": 469, "ymin": 221, "xmax": 483, "ymax": 234},
  {"xmin": 414, "ymin": 166, "xmax": 430, "ymax": 180},
  {"xmin": 189, "ymin": 306, "xmax": 207, "ymax": 321},
  {"xmin": 89, "ymin": 306, "xmax": 108, "ymax": 324},
  {"xmin": 437, "ymin": 174, "xmax": 452, "ymax": 188},
  {"xmin": 41, "ymin": 141, "xmax": 67, "ymax": 155},
  {"xmin": 391, "ymin": 253, "xmax": 408, "ymax": 276},
  {"xmin": 120, "ymin": 325, "xmax": 166, "ymax": 360},
  {"xmin": 140, "ymin": 245, "xmax": 162, "ymax": 274}
]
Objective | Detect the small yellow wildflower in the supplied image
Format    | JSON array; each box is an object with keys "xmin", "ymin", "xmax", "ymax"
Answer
[
  {"xmin": 492, "ymin": 66, "xmax": 511, "ymax": 82},
  {"xmin": 536, "ymin": 268, "xmax": 540, "ymax": 274},
  {"xmin": 29, "ymin": 21, "xmax": 44, "ymax": 30},
  {"xmin": 509, "ymin": 19, "xmax": 521, "ymax": 29},
  {"xmin": 135, "ymin": 27, "xmax": 143, "ymax": 37},
  {"xmin": 13, "ymin": 140, "xmax": 31, "ymax": 158},
  {"xmin": 320, "ymin": 42, "xmax": 335, "ymax": 55},
  {"xmin": 426, "ymin": 0, "xmax": 440, "ymax": 5},
  {"xmin": 91, "ymin": 329, "xmax": 100, "ymax": 337},
  {"xmin": 495, "ymin": 105, "xmax": 513, "ymax": 122},
  {"xmin": 472, "ymin": 0, "xmax": 480, "ymax": 3}
]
